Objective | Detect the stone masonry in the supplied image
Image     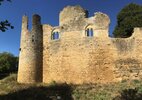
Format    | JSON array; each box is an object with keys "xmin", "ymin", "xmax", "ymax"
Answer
[{"xmin": 18, "ymin": 5, "xmax": 142, "ymax": 84}]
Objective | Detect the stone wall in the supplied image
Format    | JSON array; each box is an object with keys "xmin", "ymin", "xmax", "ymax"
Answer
[
  {"xmin": 42, "ymin": 27, "xmax": 142, "ymax": 84},
  {"xmin": 112, "ymin": 28, "xmax": 142, "ymax": 81},
  {"xmin": 18, "ymin": 5, "xmax": 142, "ymax": 84}
]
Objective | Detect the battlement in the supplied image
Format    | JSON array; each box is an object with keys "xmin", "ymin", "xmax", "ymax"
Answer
[
  {"xmin": 21, "ymin": 14, "xmax": 41, "ymax": 31},
  {"xmin": 18, "ymin": 5, "xmax": 142, "ymax": 84}
]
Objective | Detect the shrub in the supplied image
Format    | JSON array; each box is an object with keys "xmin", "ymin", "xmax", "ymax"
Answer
[{"xmin": 0, "ymin": 52, "xmax": 18, "ymax": 74}]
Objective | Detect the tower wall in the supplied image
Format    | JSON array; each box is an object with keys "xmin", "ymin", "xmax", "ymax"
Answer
[{"xmin": 18, "ymin": 15, "xmax": 43, "ymax": 83}]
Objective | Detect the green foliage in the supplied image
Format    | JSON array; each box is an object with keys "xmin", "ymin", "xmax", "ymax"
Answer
[
  {"xmin": 133, "ymin": 79, "xmax": 140, "ymax": 84},
  {"xmin": 138, "ymin": 85, "xmax": 142, "ymax": 93},
  {"xmin": 0, "ymin": 0, "xmax": 11, "ymax": 5},
  {"xmin": 48, "ymin": 80, "xmax": 57, "ymax": 86},
  {"xmin": 113, "ymin": 3, "xmax": 142, "ymax": 38},
  {"xmin": 0, "ymin": 52, "xmax": 18, "ymax": 73},
  {"xmin": 0, "ymin": 20, "xmax": 14, "ymax": 32},
  {"xmin": 93, "ymin": 92, "xmax": 111, "ymax": 100},
  {"xmin": 0, "ymin": 0, "xmax": 13, "ymax": 32},
  {"xmin": 121, "ymin": 79, "xmax": 127, "ymax": 83}
]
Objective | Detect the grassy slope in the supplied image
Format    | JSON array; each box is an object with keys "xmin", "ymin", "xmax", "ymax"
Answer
[{"xmin": 0, "ymin": 74, "xmax": 142, "ymax": 100}]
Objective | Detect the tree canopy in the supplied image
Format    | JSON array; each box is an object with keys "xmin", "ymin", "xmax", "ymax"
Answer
[
  {"xmin": 0, "ymin": 0, "xmax": 13, "ymax": 32},
  {"xmin": 0, "ymin": 0, "xmax": 11, "ymax": 5},
  {"xmin": 0, "ymin": 52, "xmax": 18, "ymax": 73},
  {"xmin": 113, "ymin": 3, "xmax": 142, "ymax": 38}
]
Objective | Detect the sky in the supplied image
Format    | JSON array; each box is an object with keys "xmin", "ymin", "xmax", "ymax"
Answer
[{"xmin": 0, "ymin": 0, "xmax": 142, "ymax": 56}]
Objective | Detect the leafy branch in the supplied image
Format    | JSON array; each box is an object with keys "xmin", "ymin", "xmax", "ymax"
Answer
[
  {"xmin": 0, "ymin": 20, "xmax": 14, "ymax": 32},
  {"xmin": 0, "ymin": 0, "xmax": 11, "ymax": 5},
  {"xmin": 0, "ymin": 0, "xmax": 13, "ymax": 32}
]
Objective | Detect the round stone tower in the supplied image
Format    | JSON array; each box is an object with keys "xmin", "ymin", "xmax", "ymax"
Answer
[{"xmin": 18, "ymin": 14, "xmax": 43, "ymax": 83}]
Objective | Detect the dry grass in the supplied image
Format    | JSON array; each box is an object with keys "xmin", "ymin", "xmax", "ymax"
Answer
[{"xmin": 1, "ymin": 74, "xmax": 142, "ymax": 100}]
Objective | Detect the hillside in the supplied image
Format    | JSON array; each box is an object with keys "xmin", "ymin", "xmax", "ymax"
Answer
[{"xmin": 0, "ymin": 74, "xmax": 142, "ymax": 100}]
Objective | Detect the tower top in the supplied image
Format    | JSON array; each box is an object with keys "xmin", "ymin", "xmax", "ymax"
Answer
[{"xmin": 32, "ymin": 14, "xmax": 41, "ymax": 26}]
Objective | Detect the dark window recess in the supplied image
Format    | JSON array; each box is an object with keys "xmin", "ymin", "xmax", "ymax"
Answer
[
  {"xmin": 32, "ymin": 39, "xmax": 34, "ymax": 42},
  {"xmin": 19, "ymin": 48, "xmax": 21, "ymax": 51},
  {"xmin": 86, "ymin": 28, "xmax": 93, "ymax": 37},
  {"xmin": 52, "ymin": 32, "xmax": 59, "ymax": 40}
]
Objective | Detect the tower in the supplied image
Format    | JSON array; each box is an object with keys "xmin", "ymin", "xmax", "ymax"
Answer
[{"xmin": 17, "ymin": 14, "xmax": 43, "ymax": 83}]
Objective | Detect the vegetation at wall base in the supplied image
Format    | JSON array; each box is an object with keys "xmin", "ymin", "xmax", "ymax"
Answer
[
  {"xmin": 1, "ymin": 74, "xmax": 142, "ymax": 100},
  {"xmin": 0, "ymin": 52, "xmax": 18, "ymax": 79}
]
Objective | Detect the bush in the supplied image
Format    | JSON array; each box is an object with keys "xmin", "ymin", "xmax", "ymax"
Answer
[{"xmin": 0, "ymin": 52, "xmax": 18, "ymax": 74}]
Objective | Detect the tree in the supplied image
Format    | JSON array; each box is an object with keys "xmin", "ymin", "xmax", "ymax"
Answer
[
  {"xmin": 0, "ymin": 0, "xmax": 11, "ymax": 5},
  {"xmin": 113, "ymin": 3, "xmax": 142, "ymax": 38},
  {"xmin": 0, "ymin": 0, "xmax": 13, "ymax": 32},
  {"xmin": 0, "ymin": 52, "xmax": 18, "ymax": 73}
]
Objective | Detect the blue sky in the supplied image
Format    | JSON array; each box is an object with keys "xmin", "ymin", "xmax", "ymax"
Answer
[{"xmin": 0, "ymin": 0, "xmax": 142, "ymax": 56}]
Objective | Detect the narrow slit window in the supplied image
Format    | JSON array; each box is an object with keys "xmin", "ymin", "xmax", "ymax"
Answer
[
  {"xmin": 86, "ymin": 28, "xmax": 90, "ymax": 37},
  {"xmin": 90, "ymin": 28, "xmax": 93, "ymax": 36},
  {"xmin": 86, "ymin": 28, "xmax": 93, "ymax": 37}
]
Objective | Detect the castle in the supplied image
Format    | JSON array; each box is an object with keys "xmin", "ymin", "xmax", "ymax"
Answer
[{"xmin": 18, "ymin": 5, "xmax": 142, "ymax": 84}]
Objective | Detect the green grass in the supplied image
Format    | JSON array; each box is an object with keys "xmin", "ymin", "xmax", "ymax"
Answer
[{"xmin": 1, "ymin": 74, "xmax": 142, "ymax": 100}]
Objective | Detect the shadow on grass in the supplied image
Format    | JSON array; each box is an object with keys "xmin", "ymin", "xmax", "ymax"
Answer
[
  {"xmin": 0, "ymin": 71, "xmax": 17, "ymax": 80},
  {"xmin": 113, "ymin": 88, "xmax": 142, "ymax": 100},
  {"xmin": 0, "ymin": 83, "xmax": 73, "ymax": 100},
  {"xmin": 0, "ymin": 74, "xmax": 10, "ymax": 80}
]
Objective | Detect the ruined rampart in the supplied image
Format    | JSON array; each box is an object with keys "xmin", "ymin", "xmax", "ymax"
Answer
[{"xmin": 18, "ymin": 5, "xmax": 142, "ymax": 84}]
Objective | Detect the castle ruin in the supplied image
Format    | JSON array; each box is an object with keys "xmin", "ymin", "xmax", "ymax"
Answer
[{"xmin": 18, "ymin": 5, "xmax": 142, "ymax": 84}]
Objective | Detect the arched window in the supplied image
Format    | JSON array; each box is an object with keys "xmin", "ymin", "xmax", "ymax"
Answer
[
  {"xmin": 86, "ymin": 28, "xmax": 93, "ymax": 37},
  {"xmin": 52, "ymin": 32, "xmax": 59, "ymax": 40}
]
